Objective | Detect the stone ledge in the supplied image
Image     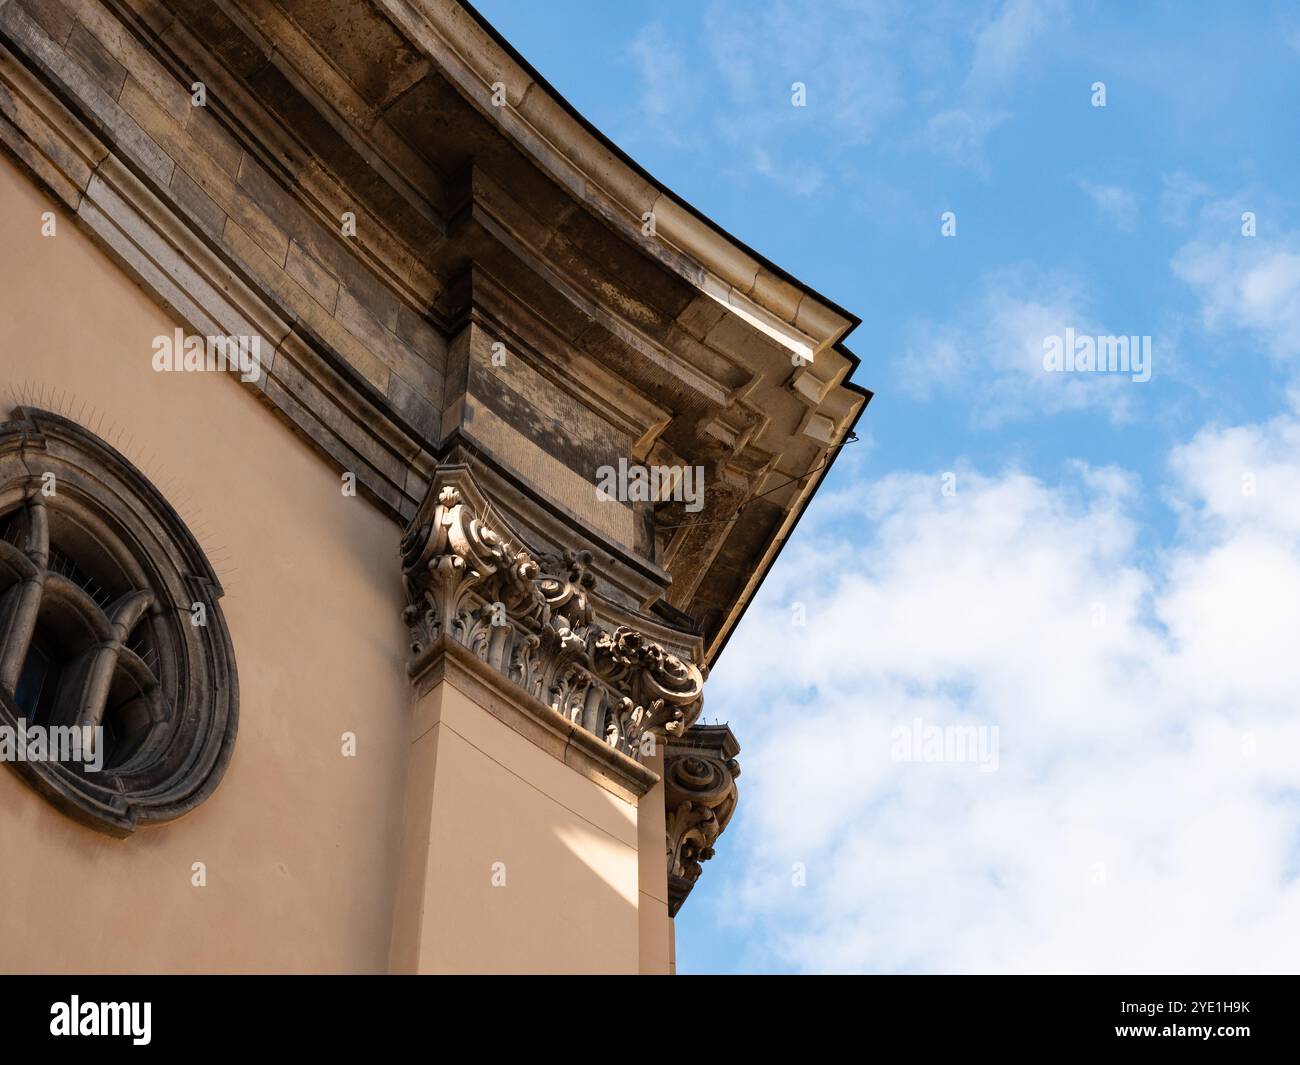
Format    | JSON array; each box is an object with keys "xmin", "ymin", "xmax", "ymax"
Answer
[{"xmin": 410, "ymin": 635, "xmax": 659, "ymax": 804}]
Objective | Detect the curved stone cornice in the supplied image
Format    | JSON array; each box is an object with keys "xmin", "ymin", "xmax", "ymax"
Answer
[
  {"xmin": 387, "ymin": 1, "xmax": 862, "ymax": 358},
  {"xmin": 399, "ymin": 466, "xmax": 705, "ymax": 763}
]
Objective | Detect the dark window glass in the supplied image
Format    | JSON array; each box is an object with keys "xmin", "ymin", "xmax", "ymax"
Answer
[{"xmin": 13, "ymin": 642, "xmax": 53, "ymax": 724}]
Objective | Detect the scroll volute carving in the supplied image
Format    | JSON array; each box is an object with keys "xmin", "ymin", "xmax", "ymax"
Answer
[{"xmin": 665, "ymin": 725, "xmax": 741, "ymax": 915}]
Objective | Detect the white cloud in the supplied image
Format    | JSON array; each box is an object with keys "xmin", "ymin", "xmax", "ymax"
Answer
[
  {"xmin": 628, "ymin": 21, "xmax": 697, "ymax": 139},
  {"xmin": 626, "ymin": 1, "xmax": 904, "ymax": 183},
  {"xmin": 1281, "ymin": 15, "xmax": 1300, "ymax": 57},
  {"xmin": 900, "ymin": 269, "xmax": 1141, "ymax": 423},
  {"xmin": 1159, "ymin": 171, "xmax": 1212, "ymax": 227},
  {"xmin": 705, "ymin": 4, "xmax": 904, "ymax": 199},
  {"xmin": 923, "ymin": 107, "xmax": 1009, "ymax": 173},
  {"xmin": 750, "ymin": 145, "xmax": 826, "ymax": 198},
  {"xmin": 1173, "ymin": 231, "xmax": 1300, "ymax": 361},
  {"xmin": 627, "ymin": 0, "xmax": 1064, "ymax": 186},
  {"xmin": 704, "ymin": 398, "xmax": 1300, "ymax": 972},
  {"xmin": 922, "ymin": 0, "xmax": 1065, "ymax": 170},
  {"xmin": 1079, "ymin": 180, "xmax": 1139, "ymax": 231},
  {"xmin": 966, "ymin": 0, "xmax": 1059, "ymax": 90},
  {"xmin": 1168, "ymin": 402, "xmax": 1300, "ymax": 541},
  {"xmin": 703, "ymin": 0, "xmax": 902, "ymax": 144}
]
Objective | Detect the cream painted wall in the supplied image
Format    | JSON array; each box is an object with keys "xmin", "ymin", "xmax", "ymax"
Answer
[
  {"xmin": 0, "ymin": 152, "xmax": 413, "ymax": 973},
  {"xmin": 392, "ymin": 675, "xmax": 643, "ymax": 974},
  {"xmin": 637, "ymin": 748, "xmax": 671, "ymax": 975}
]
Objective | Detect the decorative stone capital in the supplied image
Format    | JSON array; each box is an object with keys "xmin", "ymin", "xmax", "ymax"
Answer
[
  {"xmin": 665, "ymin": 724, "xmax": 741, "ymax": 916},
  {"xmin": 399, "ymin": 466, "xmax": 705, "ymax": 763}
]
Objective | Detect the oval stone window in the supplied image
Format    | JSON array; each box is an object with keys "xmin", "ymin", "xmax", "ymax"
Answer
[{"xmin": 0, "ymin": 408, "xmax": 238, "ymax": 835}]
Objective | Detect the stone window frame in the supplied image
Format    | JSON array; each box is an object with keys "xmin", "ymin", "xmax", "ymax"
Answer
[{"xmin": 0, "ymin": 407, "xmax": 238, "ymax": 836}]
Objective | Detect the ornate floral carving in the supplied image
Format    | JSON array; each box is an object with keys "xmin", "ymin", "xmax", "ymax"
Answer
[
  {"xmin": 664, "ymin": 725, "xmax": 741, "ymax": 915},
  {"xmin": 400, "ymin": 472, "xmax": 705, "ymax": 763}
]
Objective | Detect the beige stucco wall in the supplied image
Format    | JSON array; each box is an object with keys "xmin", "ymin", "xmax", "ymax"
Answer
[
  {"xmin": 391, "ymin": 668, "xmax": 643, "ymax": 974},
  {"xmin": 0, "ymin": 150, "xmax": 413, "ymax": 973},
  {"xmin": 637, "ymin": 747, "xmax": 672, "ymax": 975}
]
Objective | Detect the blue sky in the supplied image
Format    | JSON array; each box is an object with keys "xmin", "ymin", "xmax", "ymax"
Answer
[{"xmin": 475, "ymin": 0, "xmax": 1300, "ymax": 973}]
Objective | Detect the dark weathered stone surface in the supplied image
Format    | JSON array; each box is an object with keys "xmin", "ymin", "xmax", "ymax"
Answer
[
  {"xmin": 285, "ymin": 237, "xmax": 339, "ymax": 313},
  {"xmin": 168, "ymin": 161, "xmax": 224, "ymax": 236},
  {"xmin": 15, "ymin": 0, "xmax": 75, "ymax": 47},
  {"xmin": 65, "ymin": 21, "xmax": 124, "ymax": 97}
]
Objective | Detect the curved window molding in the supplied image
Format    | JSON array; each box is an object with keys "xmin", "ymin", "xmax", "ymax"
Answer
[{"xmin": 0, "ymin": 408, "xmax": 238, "ymax": 836}]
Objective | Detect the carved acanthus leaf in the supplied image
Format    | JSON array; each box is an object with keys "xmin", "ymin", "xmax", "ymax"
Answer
[{"xmin": 400, "ymin": 475, "xmax": 705, "ymax": 763}]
